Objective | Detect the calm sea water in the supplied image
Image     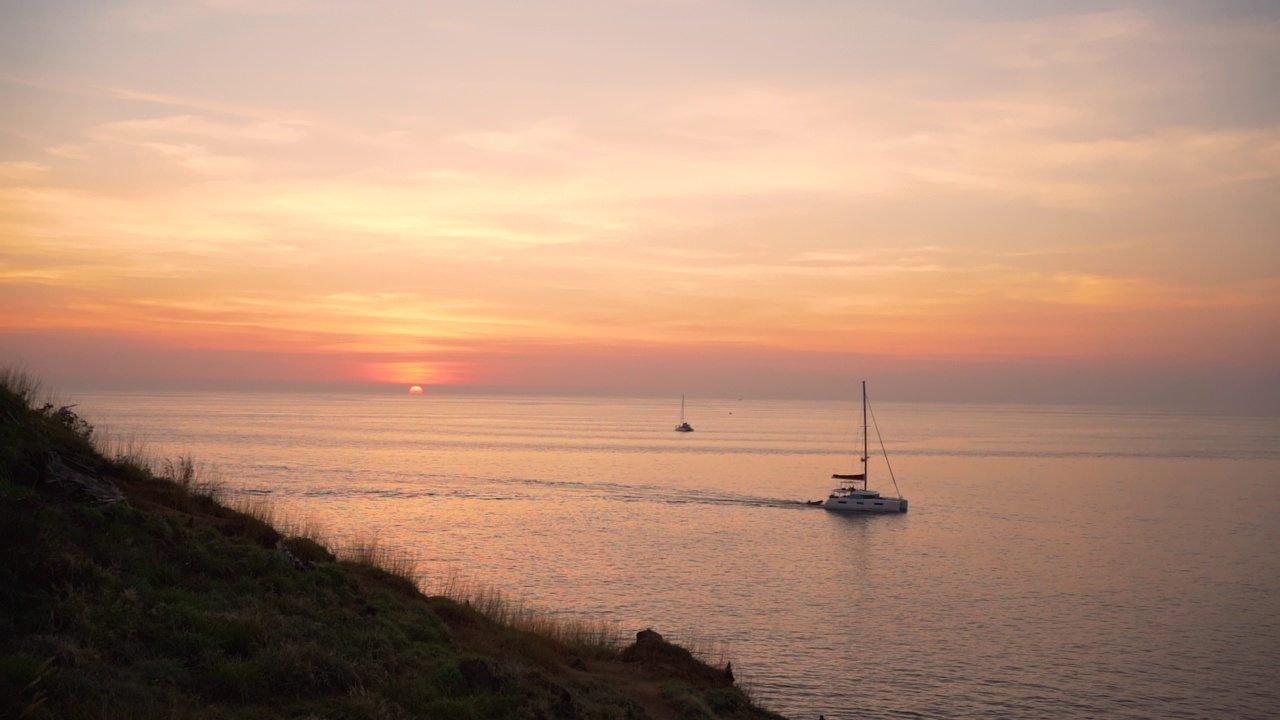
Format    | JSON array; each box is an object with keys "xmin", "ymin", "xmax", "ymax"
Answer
[{"xmin": 75, "ymin": 392, "xmax": 1280, "ymax": 719}]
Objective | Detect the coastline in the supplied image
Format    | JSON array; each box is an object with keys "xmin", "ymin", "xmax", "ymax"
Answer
[{"xmin": 0, "ymin": 371, "xmax": 787, "ymax": 719}]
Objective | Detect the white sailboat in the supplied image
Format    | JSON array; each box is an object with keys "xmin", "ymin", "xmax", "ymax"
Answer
[
  {"xmin": 818, "ymin": 381, "xmax": 908, "ymax": 513},
  {"xmin": 675, "ymin": 395, "xmax": 694, "ymax": 432}
]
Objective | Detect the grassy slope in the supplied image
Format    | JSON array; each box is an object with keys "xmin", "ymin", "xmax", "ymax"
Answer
[{"xmin": 0, "ymin": 376, "xmax": 788, "ymax": 720}]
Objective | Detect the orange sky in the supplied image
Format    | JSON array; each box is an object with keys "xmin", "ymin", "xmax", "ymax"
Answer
[{"xmin": 2, "ymin": 1, "xmax": 1278, "ymax": 409}]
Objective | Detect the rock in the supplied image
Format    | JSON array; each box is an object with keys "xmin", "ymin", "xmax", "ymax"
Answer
[
  {"xmin": 44, "ymin": 452, "xmax": 127, "ymax": 506},
  {"xmin": 620, "ymin": 632, "xmax": 735, "ymax": 691},
  {"xmin": 280, "ymin": 536, "xmax": 335, "ymax": 566},
  {"xmin": 276, "ymin": 539, "xmax": 311, "ymax": 571},
  {"xmin": 458, "ymin": 658, "xmax": 506, "ymax": 693}
]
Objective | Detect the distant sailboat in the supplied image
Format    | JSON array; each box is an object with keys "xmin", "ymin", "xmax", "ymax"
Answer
[{"xmin": 675, "ymin": 395, "xmax": 694, "ymax": 432}]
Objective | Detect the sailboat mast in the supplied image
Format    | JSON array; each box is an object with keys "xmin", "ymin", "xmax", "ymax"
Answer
[
  {"xmin": 862, "ymin": 381, "xmax": 869, "ymax": 484},
  {"xmin": 681, "ymin": 395, "xmax": 685, "ymax": 423}
]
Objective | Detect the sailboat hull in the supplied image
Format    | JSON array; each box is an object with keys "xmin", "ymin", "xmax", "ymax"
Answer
[{"xmin": 822, "ymin": 496, "xmax": 908, "ymax": 513}]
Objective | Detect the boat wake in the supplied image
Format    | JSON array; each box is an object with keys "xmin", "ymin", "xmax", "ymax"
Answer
[{"xmin": 226, "ymin": 475, "xmax": 814, "ymax": 511}]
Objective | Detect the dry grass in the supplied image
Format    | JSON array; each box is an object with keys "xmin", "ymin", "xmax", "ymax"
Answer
[
  {"xmin": 431, "ymin": 570, "xmax": 623, "ymax": 652},
  {"xmin": 93, "ymin": 426, "xmax": 152, "ymax": 468},
  {"xmin": 0, "ymin": 365, "xmax": 44, "ymax": 407},
  {"xmin": 334, "ymin": 533, "xmax": 421, "ymax": 585},
  {"xmin": 216, "ymin": 488, "xmax": 417, "ymax": 586},
  {"xmin": 157, "ymin": 453, "xmax": 226, "ymax": 501},
  {"xmin": 222, "ymin": 507, "xmax": 621, "ymax": 653},
  {"xmin": 189, "ymin": 488, "xmax": 623, "ymax": 655},
  {"xmin": 666, "ymin": 630, "xmax": 731, "ymax": 668},
  {"xmin": 222, "ymin": 492, "xmax": 278, "ymax": 528}
]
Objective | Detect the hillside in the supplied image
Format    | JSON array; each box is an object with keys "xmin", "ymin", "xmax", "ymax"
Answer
[{"xmin": 0, "ymin": 372, "xmax": 789, "ymax": 720}]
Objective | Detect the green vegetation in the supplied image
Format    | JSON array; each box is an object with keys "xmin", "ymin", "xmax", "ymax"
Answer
[{"xmin": 0, "ymin": 369, "xmax": 787, "ymax": 720}]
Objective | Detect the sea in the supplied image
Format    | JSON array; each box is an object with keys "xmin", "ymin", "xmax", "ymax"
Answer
[{"xmin": 72, "ymin": 391, "xmax": 1280, "ymax": 720}]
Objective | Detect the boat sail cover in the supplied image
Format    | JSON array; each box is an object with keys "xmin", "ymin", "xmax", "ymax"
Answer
[{"xmin": 832, "ymin": 473, "xmax": 866, "ymax": 480}]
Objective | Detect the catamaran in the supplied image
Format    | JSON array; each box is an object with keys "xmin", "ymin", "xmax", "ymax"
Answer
[
  {"xmin": 818, "ymin": 381, "xmax": 908, "ymax": 513},
  {"xmin": 675, "ymin": 395, "xmax": 694, "ymax": 432}
]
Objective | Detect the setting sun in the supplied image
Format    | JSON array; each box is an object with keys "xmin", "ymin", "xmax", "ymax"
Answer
[{"xmin": 408, "ymin": 386, "xmax": 423, "ymax": 395}]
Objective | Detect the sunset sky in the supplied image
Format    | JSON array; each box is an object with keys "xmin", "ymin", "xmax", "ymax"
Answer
[{"xmin": 2, "ymin": 0, "xmax": 1278, "ymax": 409}]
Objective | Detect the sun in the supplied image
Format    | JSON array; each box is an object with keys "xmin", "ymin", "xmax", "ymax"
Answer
[{"xmin": 408, "ymin": 385, "xmax": 424, "ymax": 394}]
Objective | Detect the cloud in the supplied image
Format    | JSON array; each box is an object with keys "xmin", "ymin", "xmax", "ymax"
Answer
[
  {"xmin": 201, "ymin": 0, "xmax": 311, "ymax": 15},
  {"xmin": 65, "ymin": 114, "xmax": 311, "ymax": 178},
  {"xmin": 134, "ymin": 142, "xmax": 256, "ymax": 176},
  {"xmin": 113, "ymin": 0, "xmax": 310, "ymax": 31},
  {"xmin": 103, "ymin": 86, "xmax": 313, "ymax": 125},
  {"xmin": 0, "ymin": 161, "xmax": 47, "ymax": 180},
  {"xmin": 448, "ymin": 122, "xmax": 583, "ymax": 158},
  {"xmin": 959, "ymin": 9, "xmax": 1155, "ymax": 69},
  {"xmin": 91, "ymin": 115, "xmax": 307, "ymax": 144}
]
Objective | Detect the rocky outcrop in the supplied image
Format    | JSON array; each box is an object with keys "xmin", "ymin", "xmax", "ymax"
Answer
[
  {"xmin": 44, "ymin": 452, "xmax": 127, "ymax": 506},
  {"xmin": 621, "ymin": 628, "xmax": 737, "ymax": 692}
]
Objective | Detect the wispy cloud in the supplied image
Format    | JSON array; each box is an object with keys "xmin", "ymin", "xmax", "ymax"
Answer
[{"xmin": 201, "ymin": 0, "xmax": 311, "ymax": 16}]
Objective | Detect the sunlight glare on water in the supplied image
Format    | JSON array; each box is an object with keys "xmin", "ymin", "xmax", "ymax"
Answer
[{"xmin": 78, "ymin": 392, "xmax": 1280, "ymax": 719}]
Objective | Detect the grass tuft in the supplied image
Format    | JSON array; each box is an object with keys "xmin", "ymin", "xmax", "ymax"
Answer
[
  {"xmin": 94, "ymin": 427, "xmax": 151, "ymax": 468},
  {"xmin": 157, "ymin": 454, "xmax": 224, "ymax": 501},
  {"xmin": 0, "ymin": 366, "xmax": 44, "ymax": 408},
  {"xmin": 430, "ymin": 570, "xmax": 623, "ymax": 655},
  {"xmin": 335, "ymin": 533, "xmax": 422, "ymax": 588}
]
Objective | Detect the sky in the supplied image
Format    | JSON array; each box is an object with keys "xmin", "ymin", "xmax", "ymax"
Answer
[{"xmin": 2, "ymin": 0, "xmax": 1278, "ymax": 410}]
